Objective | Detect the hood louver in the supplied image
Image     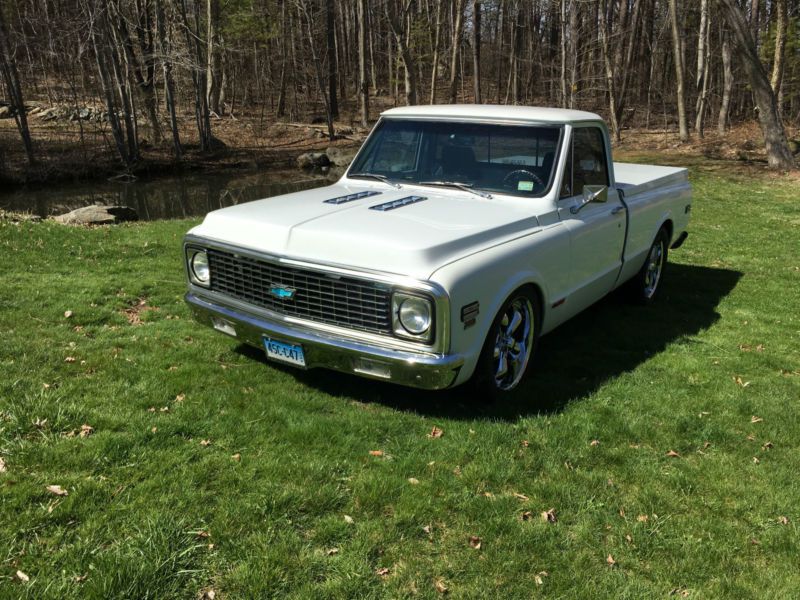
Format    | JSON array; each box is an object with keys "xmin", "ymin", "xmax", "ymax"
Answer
[
  {"xmin": 369, "ymin": 196, "xmax": 427, "ymax": 211},
  {"xmin": 323, "ymin": 190, "xmax": 382, "ymax": 205}
]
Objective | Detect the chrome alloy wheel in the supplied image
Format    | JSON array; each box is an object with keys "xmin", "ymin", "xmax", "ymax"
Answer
[
  {"xmin": 643, "ymin": 237, "xmax": 666, "ymax": 299},
  {"xmin": 492, "ymin": 297, "xmax": 535, "ymax": 391}
]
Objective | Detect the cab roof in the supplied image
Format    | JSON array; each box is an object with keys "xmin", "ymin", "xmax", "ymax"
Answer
[{"xmin": 381, "ymin": 104, "xmax": 603, "ymax": 125}]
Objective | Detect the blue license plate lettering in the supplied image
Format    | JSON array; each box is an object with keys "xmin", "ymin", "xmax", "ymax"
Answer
[{"xmin": 263, "ymin": 338, "xmax": 306, "ymax": 367}]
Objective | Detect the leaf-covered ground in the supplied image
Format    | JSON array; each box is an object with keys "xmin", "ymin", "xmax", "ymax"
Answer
[{"xmin": 1, "ymin": 163, "xmax": 798, "ymax": 598}]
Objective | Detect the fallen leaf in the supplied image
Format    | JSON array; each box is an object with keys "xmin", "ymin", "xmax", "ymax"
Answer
[
  {"xmin": 344, "ymin": 515, "xmax": 354, "ymax": 524},
  {"xmin": 521, "ymin": 440, "xmax": 529, "ymax": 448},
  {"xmin": 751, "ymin": 415, "xmax": 763, "ymax": 423},
  {"xmin": 428, "ymin": 426, "xmax": 444, "ymax": 439},
  {"xmin": 64, "ymin": 356, "xmax": 76, "ymax": 363},
  {"xmin": 200, "ymin": 439, "xmax": 211, "ymax": 447},
  {"xmin": 756, "ymin": 344, "xmax": 764, "ymax": 352},
  {"xmin": 167, "ymin": 365, "xmax": 178, "ymax": 371},
  {"xmin": 521, "ymin": 510, "xmax": 533, "ymax": 521},
  {"xmin": 175, "ymin": 393, "xmax": 185, "ymax": 402},
  {"xmin": 590, "ymin": 439, "xmax": 600, "ymax": 446},
  {"xmin": 79, "ymin": 424, "xmax": 94, "ymax": 438},
  {"xmin": 326, "ymin": 548, "xmax": 339, "ymax": 556},
  {"xmin": 46, "ymin": 484, "xmax": 68, "ymax": 496},
  {"xmin": 200, "ymin": 590, "xmax": 216, "ymax": 600},
  {"xmin": 513, "ymin": 492, "xmax": 528, "ymax": 501},
  {"xmin": 625, "ymin": 534, "xmax": 633, "ymax": 543},
  {"xmin": 468, "ymin": 535, "xmax": 482, "ymax": 550},
  {"xmin": 778, "ymin": 516, "xmax": 789, "ymax": 525},
  {"xmin": 369, "ymin": 450, "xmax": 384, "ymax": 457},
  {"xmin": 750, "ymin": 538, "xmax": 761, "ymax": 545},
  {"xmin": 376, "ymin": 567, "xmax": 390, "ymax": 576},
  {"xmin": 151, "ymin": 427, "xmax": 158, "ymax": 433},
  {"xmin": 231, "ymin": 453, "xmax": 242, "ymax": 462},
  {"xmin": 702, "ymin": 441, "xmax": 712, "ymax": 450},
  {"xmin": 434, "ymin": 578, "xmax": 449, "ymax": 594},
  {"xmin": 753, "ymin": 456, "xmax": 760, "ymax": 464},
  {"xmin": 423, "ymin": 524, "xmax": 432, "ymax": 534},
  {"xmin": 64, "ymin": 310, "xmax": 73, "ymax": 318},
  {"xmin": 733, "ymin": 376, "xmax": 751, "ymax": 388},
  {"xmin": 147, "ymin": 407, "xmax": 156, "ymax": 412},
  {"xmin": 606, "ymin": 554, "xmax": 616, "ymax": 567},
  {"xmin": 534, "ymin": 570, "xmax": 550, "ymax": 585},
  {"xmin": 762, "ymin": 441, "xmax": 773, "ymax": 450},
  {"xmin": 619, "ymin": 507, "xmax": 625, "ymax": 517},
  {"xmin": 746, "ymin": 434, "xmax": 756, "ymax": 441},
  {"xmin": 159, "ymin": 406, "xmax": 170, "ymax": 413},
  {"xmin": 541, "ymin": 508, "xmax": 557, "ymax": 523},
  {"xmin": 482, "ymin": 491, "xmax": 494, "ymax": 498},
  {"xmin": 408, "ymin": 477, "xmax": 420, "ymax": 485},
  {"xmin": 0, "ymin": 456, "xmax": 6, "ymax": 473},
  {"xmin": 73, "ymin": 574, "xmax": 88, "ymax": 583},
  {"xmin": 15, "ymin": 570, "xmax": 30, "ymax": 583},
  {"xmin": 196, "ymin": 530, "xmax": 211, "ymax": 539},
  {"xmin": 637, "ymin": 514, "xmax": 649, "ymax": 522},
  {"xmin": 666, "ymin": 450, "xmax": 681, "ymax": 458}
]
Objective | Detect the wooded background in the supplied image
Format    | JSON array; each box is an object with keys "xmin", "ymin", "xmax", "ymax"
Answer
[{"xmin": 1, "ymin": 0, "xmax": 798, "ymax": 173}]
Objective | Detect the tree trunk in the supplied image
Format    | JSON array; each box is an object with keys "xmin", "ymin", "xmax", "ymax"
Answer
[
  {"xmin": 154, "ymin": 0, "xmax": 181, "ymax": 159},
  {"xmin": 716, "ymin": 0, "xmax": 795, "ymax": 169},
  {"xmin": 326, "ymin": 0, "xmax": 338, "ymax": 119},
  {"xmin": 770, "ymin": 0, "xmax": 786, "ymax": 106},
  {"xmin": 430, "ymin": 0, "xmax": 442, "ymax": 104},
  {"xmin": 667, "ymin": 0, "xmax": 689, "ymax": 142},
  {"xmin": 598, "ymin": 0, "xmax": 620, "ymax": 141},
  {"xmin": 472, "ymin": 0, "xmax": 481, "ymax": 103},
  {"xmin": 448, "ymin": 0, "xmax": 466, "ymax": 103},
  {"xmin": 300, "ymin": 1, "xmax": 333, "ymax": 141},
  {"xmin": 0, "ymin": 6, "xmax": 34, "ymax": 164},
  {"xmin": 207, "ymin": 0, "xmax": 223, "ymax": 115},
  {"xmin": 694, "ymin": 0, "xmax": 710, "ymax": 136},
  {"xmin": 718, "ymin": 32, "xmax": 733, "ymax": 135},
  {"xmin": 386, "ymin": 0, "xmax": 417, "ymax": 106},
  {"xmin": 357, "ymin": 0, "xmax": 369, "ymax": 125}
]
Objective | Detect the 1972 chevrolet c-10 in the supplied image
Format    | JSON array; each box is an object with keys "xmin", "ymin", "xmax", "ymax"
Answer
[{"xmin": 184, "ymin": 105, "xmax": 691, "ymax": 395}]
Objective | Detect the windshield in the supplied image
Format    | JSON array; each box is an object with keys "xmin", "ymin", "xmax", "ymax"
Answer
[{"xmin": 349, "ymin": 119, "xmax": 562, "ymax": 197}]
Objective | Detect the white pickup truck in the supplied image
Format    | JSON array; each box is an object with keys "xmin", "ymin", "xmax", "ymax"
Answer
[{"xmin": 184, "ymin": 105, "xmax": 691, "ymax": 395}]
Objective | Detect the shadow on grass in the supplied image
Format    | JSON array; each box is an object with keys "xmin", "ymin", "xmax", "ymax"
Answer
[{"xmin": 235, "ymin": 263, "xmax": 742, "ymax": 421}]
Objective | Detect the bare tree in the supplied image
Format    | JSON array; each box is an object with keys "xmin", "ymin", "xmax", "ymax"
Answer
[
  {"xmin": 667, "ymin": 0, "xmax": 689, "ymax": 142},
  {"xmin": 770, "ymin": 0, "xmax": 787, "ymax": 108},
  {"xmin": 0, "ymin": 4, "xmax": 34, "ymax": 164},
  {"xmin": 716, "ymin": 0, "xmax": 795, "ymax": 169},
  {"xmin": 472, "ymin": 0, "xmax": 481, "ymax": 103},
  {"xmin": 448, "ymin": 0, "xmax": 466, "ymax": 103},
  {"xmin": 358, "ymin": 0, "xmax": 369, "ymax": 125}
]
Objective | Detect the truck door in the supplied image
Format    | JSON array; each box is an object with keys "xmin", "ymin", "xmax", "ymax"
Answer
[{"xmin": 556, "ymin": 125, "xmax": 626, "ymax": 314}]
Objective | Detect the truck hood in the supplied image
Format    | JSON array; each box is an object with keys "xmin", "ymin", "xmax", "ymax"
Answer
[{"xmin": 189, "ymin": 182, "xmax": 541, "ymax": 279}]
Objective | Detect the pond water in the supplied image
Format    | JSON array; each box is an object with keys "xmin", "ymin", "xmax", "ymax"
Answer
[{"xmin": 0, "ymin": 167, "xmax": 341, "ymax": 221}]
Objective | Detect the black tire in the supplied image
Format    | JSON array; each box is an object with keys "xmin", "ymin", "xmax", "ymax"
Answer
[
  {"xmin": 472, "ymin": 287, "xmax": 541, "ymax": 399},
  {"xmin": 627, "ymin": 227, "xmax": 669, "ymax": 304}
]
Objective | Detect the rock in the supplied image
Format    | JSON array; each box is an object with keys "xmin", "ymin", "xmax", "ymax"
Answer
[
  {"xmin": 789, "ymin": 140, "xmax": 800, "ymax": 155},
  {"xmin": 0, "ymin": 105, "xmax": 11, "ymax": 119},
  {"xmin": 297, "ymin": 152, "xmax": 330, "ymax": 169},
  {"xmin": 78, "ymin": 107, "xmax": 91, "ymax": 120},
  {"xmin": 325, "ymin": 146, "xmax": 359, "ymax": 167},
  {"xmin": 53, "ymin": 205, "xmax": 138, "ymax": 225},
  {"xmin": 336, "ymin": 126, "xmax": 354, "ymax": 136}
]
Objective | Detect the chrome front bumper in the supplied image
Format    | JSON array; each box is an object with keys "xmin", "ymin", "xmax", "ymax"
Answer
[{"xmin": 185, "ymin": 292, "xmax": 464, "ymax": 390}]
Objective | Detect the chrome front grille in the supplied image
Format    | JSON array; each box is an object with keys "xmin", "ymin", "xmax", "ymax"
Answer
[{"xmin": 207, "ymin": 249, "xmax": 393, "ymax": 335}]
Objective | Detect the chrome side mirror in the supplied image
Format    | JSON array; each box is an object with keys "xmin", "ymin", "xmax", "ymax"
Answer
[{"xmin": 570, "ymin": 185, "xmax": 608, "ymax": 214}]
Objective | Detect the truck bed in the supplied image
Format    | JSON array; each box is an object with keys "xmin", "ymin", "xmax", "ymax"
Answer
[{"xmin": 613, "ymin": 162, "xmax": 688, "ymax": 198}]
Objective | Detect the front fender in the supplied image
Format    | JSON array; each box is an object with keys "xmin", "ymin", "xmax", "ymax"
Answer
[{"xmin": 430, "ymin": 226, "xmax": 569, "ymax": 386}]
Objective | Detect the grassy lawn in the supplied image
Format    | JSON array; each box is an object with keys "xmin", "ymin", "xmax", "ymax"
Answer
[{"xmin": 1, "ymin": 164, "xmax": 799, "ymax": 599}]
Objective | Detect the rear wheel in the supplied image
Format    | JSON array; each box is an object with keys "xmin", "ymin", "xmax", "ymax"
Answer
[
  {"xmin": 628, "ymin": 227, "xmax": 669, "ymax": 304},
  {"xmin": 473, "ymin": 288, "xmax": 540, "ymax": 398}
]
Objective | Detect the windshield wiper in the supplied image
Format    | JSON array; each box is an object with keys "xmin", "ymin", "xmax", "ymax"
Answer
[
  {"xmin": 348, "ymin": 172, "xmax": 402, "ymax": 189},
  {"xmin": 418, "ymin": 181, "xmax": 493, "ymax": 199}
]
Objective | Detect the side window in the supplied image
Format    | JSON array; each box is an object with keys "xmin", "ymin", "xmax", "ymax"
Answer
[
  {"xmin": 559, "ymin": 144, "xmax": 573, "ymax": 198},
  {"xmin": 572, "ymin": 127, "xmax": 609, "ymax": 192}
]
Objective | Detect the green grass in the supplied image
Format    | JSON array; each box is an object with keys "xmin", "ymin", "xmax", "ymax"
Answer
[{"xmin": 1, "ymin": 165, "xmax": 799, "ymax": 599}]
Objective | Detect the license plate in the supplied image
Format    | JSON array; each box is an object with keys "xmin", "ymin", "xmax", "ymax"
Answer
[{"xmin": 263, "ymin": 337, "xmax": 306, "ymax": 367}]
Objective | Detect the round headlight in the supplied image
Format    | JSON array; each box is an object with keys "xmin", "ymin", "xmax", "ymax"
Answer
[
  {"xmin": 191, "ymin": 251, "xmax": 210, "ymax": 283},
  {"xmin": 398, "ymin": 296, "xmax": 432, "ymax": 335}
]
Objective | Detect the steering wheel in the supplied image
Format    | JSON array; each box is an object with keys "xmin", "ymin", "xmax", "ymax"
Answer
[{"xmin": 502, "ymin": 169, "xmax": 543, "ymax": 190}]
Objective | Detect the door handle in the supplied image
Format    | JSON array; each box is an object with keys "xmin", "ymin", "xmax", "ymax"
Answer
[{"xmin": 611, "ymin": 206, "xmax": 625, "ymax": 215}]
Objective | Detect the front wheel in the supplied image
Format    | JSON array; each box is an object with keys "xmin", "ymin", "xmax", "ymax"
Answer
[
  {"xmin": 473, "ymin": 288, "xmax": 541, "ymax": 397},
  {"xmin": 628, "ymin": 227, "xmax": 669, "ymax": 304}
]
